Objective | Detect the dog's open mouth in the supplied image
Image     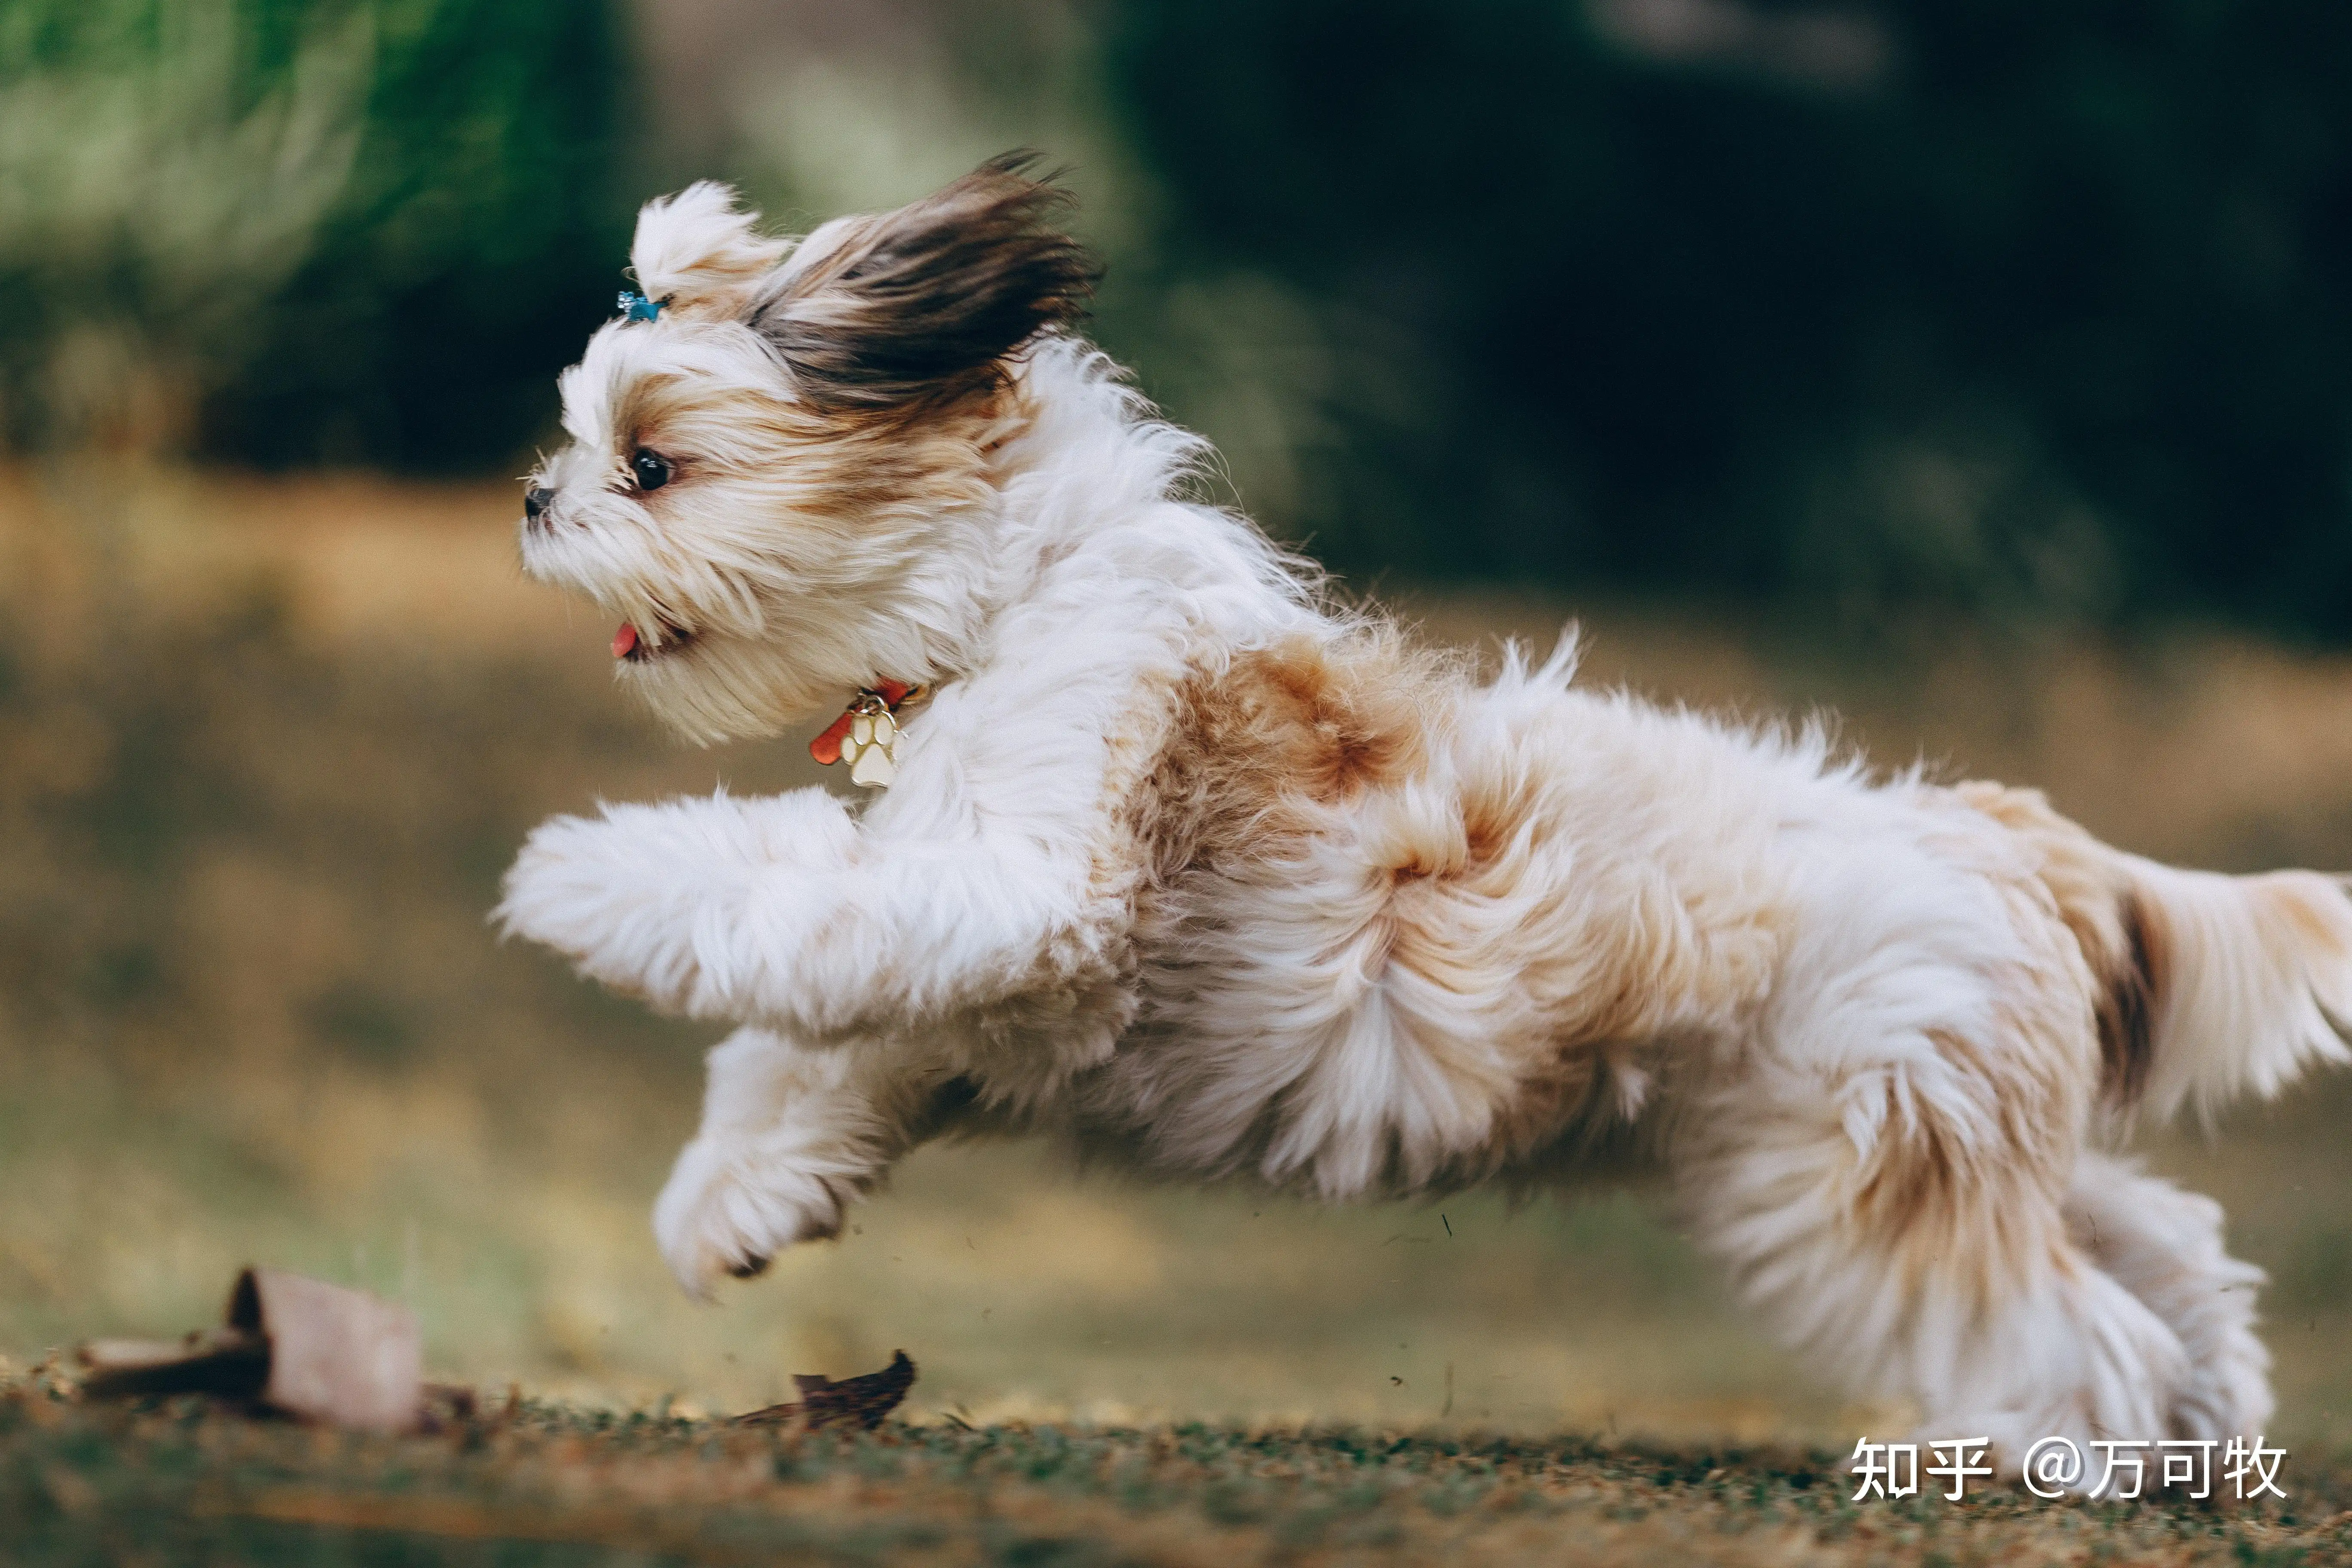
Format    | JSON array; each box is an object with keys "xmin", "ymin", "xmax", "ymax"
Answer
[{"xmin": 612, "ymin": 619, "xmax": 695, "ymax": 663}]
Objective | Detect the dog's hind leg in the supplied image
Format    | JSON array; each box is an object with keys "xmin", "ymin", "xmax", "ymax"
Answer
[
  {"xmin": 1679, "ymin": 1058, "xmax": 2194, "ymax": 1482},
  {"xmin": 2065, "ymin": 1151, "xmax": 2273, "ymax": 1442},
  {"xmin": 1675, "ymin": 859, "xmax": 2204, "ymax": 1482},
  {"xmin": 652, "ymin": 1026, "xmax": 928, "ymax": 1298}
]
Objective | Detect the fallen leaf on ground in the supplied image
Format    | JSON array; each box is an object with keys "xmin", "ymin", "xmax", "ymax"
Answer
[{"xmin": 733, "ymin": 1350, "xmax": 916, "ymax": 1430}]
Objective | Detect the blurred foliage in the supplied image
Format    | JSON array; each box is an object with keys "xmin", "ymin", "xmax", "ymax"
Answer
[
  {"xmin": 9, "ymin": 0, "xmax": 2352, "ymax": 627},
  {"xmin": 0, "ymin": 0, "xmax": 625, "ymax": 469},
  {"xmin": 0, "ymin": 0, "xmax": 366, "ymax": 453},
  {"xmin": 1093, "ymin": 0, "xmax": 2352, "ymax": 631},
  {"xmin": 701, "ymin": 0, "xmax": 2352, "ymax": 634}
]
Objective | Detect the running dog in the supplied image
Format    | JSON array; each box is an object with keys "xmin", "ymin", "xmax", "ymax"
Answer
[{"xmin": 500, "ymin": 156, "xmax": 2352, "ymax": 1478}]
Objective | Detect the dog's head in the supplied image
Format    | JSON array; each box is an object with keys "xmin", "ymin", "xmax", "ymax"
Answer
[{"xmin": 519, "ymin": 156, "xmax": 1096, "ymax": 742}]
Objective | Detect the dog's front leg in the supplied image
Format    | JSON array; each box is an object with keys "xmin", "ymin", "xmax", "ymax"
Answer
[
  {"xmin": 716, "ymin": 829, "xmax": 1106, "ymax": 1038},
  {"xmin": 499, "ymin": 783, "xmax": 1101, "ymax": 1036},
  {"xmin": 653, "ymin": 1025, "xmax": 928, "ymax": 1298},
  {"xmin": 496, "ymin": 785, "xmax": 859, "ymax": 1014}
]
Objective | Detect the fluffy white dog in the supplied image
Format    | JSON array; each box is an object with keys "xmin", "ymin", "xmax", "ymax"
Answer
[{"xmin": 501, "ymin": 157, "xmax": 2352, "ymax": 1475}]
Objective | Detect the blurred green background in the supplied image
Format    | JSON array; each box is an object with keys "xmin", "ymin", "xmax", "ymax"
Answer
[
  {"xmin": 7, "ymin": 0, "xmax": 2352, "ymax": 1451},
  {"xmin": 15, "ymin": 0, "xmax": 2352, "ymax": 629}
]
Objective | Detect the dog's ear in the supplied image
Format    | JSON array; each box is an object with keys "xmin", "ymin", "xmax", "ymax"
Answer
[
  {"xmin": 748, "ymin": 153, "xmax": 1098, "ymax": 410},
  {"xmin": 630, "ymin": 182, "xmax": 790, "ymax": 318}
]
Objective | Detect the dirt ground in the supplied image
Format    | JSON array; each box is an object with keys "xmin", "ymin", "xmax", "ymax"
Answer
[{"xmin": 7, "ymin": 1366, "xmax": 2350, "ymax": 1568}]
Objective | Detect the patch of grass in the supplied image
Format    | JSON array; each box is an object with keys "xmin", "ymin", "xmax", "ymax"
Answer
[{"xmin": 3, "ymin": 1372, "xmax": 2346, "ymax": 1568}]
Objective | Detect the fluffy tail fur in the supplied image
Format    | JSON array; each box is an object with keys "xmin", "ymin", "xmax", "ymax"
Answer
[{"xmin": 1960, "ymin": 782, "xmax": 2352, "ymax": 1120}]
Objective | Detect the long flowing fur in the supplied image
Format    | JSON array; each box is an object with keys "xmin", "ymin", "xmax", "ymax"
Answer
[{"xmin": 498, "ymin": 164, "xmax": 2352, "ymax": 1485}]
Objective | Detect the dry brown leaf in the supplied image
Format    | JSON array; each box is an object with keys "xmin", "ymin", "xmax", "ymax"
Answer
[{"xmin": 732, "ymin": 1350, "xmax": 916, "ymax": 1431}]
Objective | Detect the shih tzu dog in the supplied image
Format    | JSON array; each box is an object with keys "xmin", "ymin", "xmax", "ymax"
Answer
[{"xmin": 500, "ymin": 155, "xmax": 2351, "ymax": 1479}]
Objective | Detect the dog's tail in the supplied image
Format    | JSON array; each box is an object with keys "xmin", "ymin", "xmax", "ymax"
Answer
[{"xmin": 1960, "ymin": 781, "xmax": 2352, "ymax": 1120}]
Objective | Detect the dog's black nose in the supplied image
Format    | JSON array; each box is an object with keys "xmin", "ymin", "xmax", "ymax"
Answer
[{"xmin": 524, "ymin": 486, "xmax": 554, "ymax": 524}]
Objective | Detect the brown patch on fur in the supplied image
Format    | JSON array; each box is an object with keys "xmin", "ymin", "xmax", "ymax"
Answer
[
  {"xmin": 1849, "ymin": 1014, "xmax": 2084, "ymax": 1313},
  {"xmin": 1131, "ymin": 627, "xmax": 1444, "ymax": 885},
  {"xmin": 1218, "ymin": 639, "xmax": 1431, "ymax": 805},
  {"xmin": 1850, "ymin": 1081, "xmax": 1964, "ymax": 1246},
  {"xmin": 613, "ymin": 350, "xmax": 1026, "ymax": 571},
  {"xmin": 750, "ymin": 153, "xmax": 1097, "ymax": 413},
  {"xmin": 2097, "ymin": 891, "xmax": 2163, "ymax": 1108},
  {"xmin": 1952, "ymin": 780, "xmax": 2166, "ymax": 1111},
  {"xmin": 1458, "ymin": 787, "xmax": 1518, "ymax": 871}
]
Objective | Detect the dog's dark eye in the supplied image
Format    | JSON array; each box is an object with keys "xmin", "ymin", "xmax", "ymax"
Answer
[{"xmin": 630, "ymin": 448, "xmax": 672, "ymax": 492}]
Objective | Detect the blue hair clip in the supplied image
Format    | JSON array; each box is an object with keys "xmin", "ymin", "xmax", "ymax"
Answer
[{"xmin": 618, "ymin": 291, "xmax": 664, "ymax": 323}]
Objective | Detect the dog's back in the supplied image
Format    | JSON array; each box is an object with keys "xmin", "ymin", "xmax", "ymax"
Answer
[{"xmin": 1102, "ymin": 623, "xmax": 1805, "ymax": 1195}]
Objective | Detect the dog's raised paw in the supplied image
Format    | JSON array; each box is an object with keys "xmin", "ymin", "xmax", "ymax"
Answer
[{"xmin": 652, "ymin": 1134, "xmax": 851, "ymax": 1299}]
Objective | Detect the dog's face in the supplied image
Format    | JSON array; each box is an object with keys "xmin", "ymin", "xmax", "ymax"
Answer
[{"xmin": 520, "ymin": 159, "xmax": 1093, "ymax": 742}]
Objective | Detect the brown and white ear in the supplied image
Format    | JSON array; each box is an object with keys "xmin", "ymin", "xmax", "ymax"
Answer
[
  {"xmin": 747, "ymin": 153, "xmax": 1098, "ymax": 410},
  {"xmin": 630, "ymin": 182, "xmax": 790, "ymax": 319}
]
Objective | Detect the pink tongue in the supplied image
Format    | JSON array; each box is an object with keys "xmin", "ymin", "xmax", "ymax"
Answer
[{"xmin": 612, "ymin": 623, "xmax": 639, "ymax": 659}]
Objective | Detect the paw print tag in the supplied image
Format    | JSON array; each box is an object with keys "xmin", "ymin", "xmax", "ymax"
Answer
[
  {"xmin": 840, "ymin": 699, "xmax": 899, "ymax": 788},
  {"xmin": 810, "ymin": 683, "xmax": 925, "ymax": 790}
]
